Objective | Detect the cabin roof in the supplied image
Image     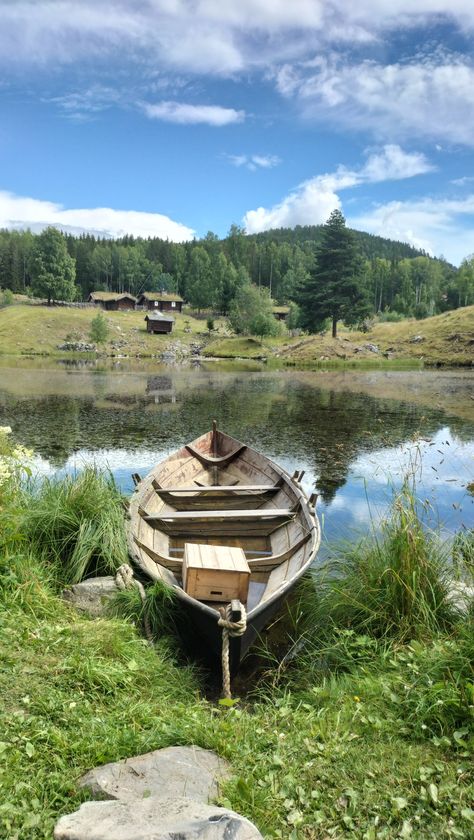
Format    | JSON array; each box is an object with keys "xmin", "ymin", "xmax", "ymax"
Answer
[
  {"xmin": 272, "ymin": 305, "xmax": 290, "ymax": 315},
  {"xmin": 145, "ymin": 311, "xmax": 175, "ymax": 322},
  {"xmin": 88, "ymin": 291, "xmax": 137, "ymax": 302},
  {"xmin": 138, "ymin": 291, "xmax": 184, "ymax": 302}
]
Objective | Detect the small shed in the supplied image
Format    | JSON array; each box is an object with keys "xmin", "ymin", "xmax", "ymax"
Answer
[
  {"xmin": 272, "ymin": 305, "xmax": 290, "ymax": 322},
  {"xmin": 88, "ymin": 292, "xmax": 137, "ymax": 311},
  {"xmin": 145, "ymin": 311, "xmax": 174, "ymax": 334},
  {"xmin": 137, "ymin": 291, "xmax": 184, "ymax": 313}
]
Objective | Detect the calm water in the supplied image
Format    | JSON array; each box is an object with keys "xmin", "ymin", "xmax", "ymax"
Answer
[{"xmin": 0, "ymin": 357, "xmax": 473, "ymax": 549}]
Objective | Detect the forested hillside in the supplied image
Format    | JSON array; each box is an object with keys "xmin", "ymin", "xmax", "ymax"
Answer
[{"xmin": 0, "ymin": 223, "xmax": 472, "ymax": 319}]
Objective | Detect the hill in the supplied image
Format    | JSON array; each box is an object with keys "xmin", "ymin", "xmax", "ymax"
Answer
[{"xmin": 244, "ymin": 224, "xmax": 455, "ymax": 266}]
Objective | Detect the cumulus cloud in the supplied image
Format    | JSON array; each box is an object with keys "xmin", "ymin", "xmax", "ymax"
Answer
[
  {"xmin": 276, "ymin": 54, "xmax": 474, "ymax": 146},
  {"xmin": 0, "ymin": 191, "xmax": 195, "ymax": 242},
  {"xmin": 226, "ymin": 153, "xmax": 281, "ymax": 171},
  {"xmin": 142, "ymin": 101, "xmax": 245, "ymax": 125},
  {"xmin": 244, "ymin": 145, "xmax": 433, "ymax": 233},
  {"xmin": 349, "ymin": 195, "xmax": 474, "ymax": 264}
]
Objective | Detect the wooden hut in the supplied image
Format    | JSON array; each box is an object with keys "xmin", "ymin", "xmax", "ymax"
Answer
[
  {"xmin": 272, "ymin": 305, "xmax": 290, "ymax": 322},
  {"xmin": 88, "ymin": 292, "xmax": 137, "ymax": 311},
  {"xmin": 137, "ymin": 291, "xmax": 184, "ymax": 313},
  {"xmin": 145, "ymin": 311, "xmax": 174, "ymax": 334}
]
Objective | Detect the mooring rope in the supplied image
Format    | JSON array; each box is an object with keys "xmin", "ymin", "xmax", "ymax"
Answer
[
  {"xmin": 115, "ymin": 563, "xmax": 154, "ymax": 645},
  {"xmin": 218, "ymin": 603, "xmax": 247, "ymax": 700}
]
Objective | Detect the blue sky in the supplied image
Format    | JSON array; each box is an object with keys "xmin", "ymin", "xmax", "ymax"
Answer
[{"xmin": 1, "ymin": 2, "xmax": 474, "ymax": 264}]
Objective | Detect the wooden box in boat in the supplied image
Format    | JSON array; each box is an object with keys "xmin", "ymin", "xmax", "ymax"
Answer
[
  {"xmin": 183, "ymin": 543, "xmax": 250, "ymax": 603},
  {"xmin": 127, "ymin": 425, "xmax": 321, "ymax": 675}
]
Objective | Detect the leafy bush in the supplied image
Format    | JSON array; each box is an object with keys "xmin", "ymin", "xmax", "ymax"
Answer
[
  {"xmin": 89, "ymin": 311, "xmax": 109, "ymax": 343},
  {"xmin": 1, "ymin": 288, "xmax": 14, "ymax": 306}
]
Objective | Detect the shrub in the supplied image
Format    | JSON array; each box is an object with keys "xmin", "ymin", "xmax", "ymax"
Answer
[
  {"xmin": 1, "ymin": 288, "xmax": 14, "ymax": 306},
  {"xmin": 90, "ymin": 311, "xmax": 109, "ymax": 344}
]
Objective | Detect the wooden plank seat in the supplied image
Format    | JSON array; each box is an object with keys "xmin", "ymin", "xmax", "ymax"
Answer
[
  {"xmin": 139, "ymin": 507, "xmax": 296, "ymax": 537},
  {"xmin": 152, "ymin": 479, "xmax": 283, "ymax": 510},
  {"xmin": 184, "ymin": 443, "xmax": 246, "ymax": 468}
]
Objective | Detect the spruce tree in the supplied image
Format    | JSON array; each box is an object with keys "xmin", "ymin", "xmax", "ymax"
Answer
[{"xmin": 298, "ymin": 209, "xmax": 370, "ymax": 337}]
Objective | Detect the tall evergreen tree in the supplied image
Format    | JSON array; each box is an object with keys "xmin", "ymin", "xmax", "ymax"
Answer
[{"xmin": 298, "ymin": 210, "xmax": 370, "ymax": 337}]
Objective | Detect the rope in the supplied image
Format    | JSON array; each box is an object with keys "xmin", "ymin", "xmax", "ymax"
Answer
[
  {"xmin": 218, "ymin": 603, "xmax": 247, "ymax": 700},
  {"xmin": 115, "ymin": 563, "xmax": 154, "ymax": 645}
]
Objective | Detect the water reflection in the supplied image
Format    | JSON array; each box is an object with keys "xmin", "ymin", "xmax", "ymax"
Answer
[{"xmin": 0, "ymin": 360, "xmax": 473, "ymax": 543}]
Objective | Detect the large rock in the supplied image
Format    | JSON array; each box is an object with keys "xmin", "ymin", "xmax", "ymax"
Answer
[
  {"xmin": 79, "ymin": 746, "xmax": 230, "ymax": 804},
  {"xmin": 62, "ymin": 577, "xmax": 118, "ymax": 617},
  {"xmin": 53, "ymin": 795, "xmax": 263, "ymax": 840}
]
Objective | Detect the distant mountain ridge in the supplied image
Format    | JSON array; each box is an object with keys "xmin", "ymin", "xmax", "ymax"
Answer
[{"xmin": 245, "ymin": 224, "xmax": 453, "ymax": 267}]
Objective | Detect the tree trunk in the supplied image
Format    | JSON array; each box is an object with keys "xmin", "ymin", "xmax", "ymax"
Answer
[{"xmin": 332, "ymin": 315, "xmax": 337, "ymax": 338}]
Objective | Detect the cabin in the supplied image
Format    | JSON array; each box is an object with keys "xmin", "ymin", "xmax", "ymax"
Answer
[
  {"xmin": 137, "ymin": 291, "xmax": 184, "ymax": 313},
  {"xmin": 145, "ymin": 311, "xmax": 174, "ymax": 334},
  {"xmin": 272, "ymin": 305, "xmax": 290, "ymax": 322},
  {"xmin": 88, "ymin": 292, "xmax": 137, "ymax": 311}
]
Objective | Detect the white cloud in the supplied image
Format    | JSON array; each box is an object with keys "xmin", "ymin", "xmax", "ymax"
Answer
[
  {"xmin": 276, "ymin": 54, "xmax": 474, "ymax": 147},
  {"xmin": 226, "ymin": 153, "xmax": 281, "ymax": 171},
  {"xmin": 142, "ymin": 101, "xmax": 245, "ymax": 125},
  {"xmin": 0, "ymin": 191, "xmax": 195, "ymax": 242},
  {"xmin": 350, "ymin": 195, "xmax": 474, "ymax": 264},
  {"xmin": 3, "ymin": 2, "xmax": 474, "ymax": 77},
  {"xmin": 451, "ymin": 176, "xmax": 474, "ymax": 186},
  {"xmin": 244, "ymin": 145, "xmax": 433, "ymax": 233}
]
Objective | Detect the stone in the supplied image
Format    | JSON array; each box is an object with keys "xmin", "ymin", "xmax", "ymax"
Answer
[
  {"xmin": 57, "ymin": 342, "xmax": 97, "ymax": 353},
  {"xmin": 364, "ymin": 343, "xmax": 379, "ymax": 354},
  {"xmin": 62, "ymin": 577, "xmax": 118, "ymax": 617},
  {"xmin": 409, "ymin": 335, "xmax": 424, "ymax": 344},
  {"xmin": 54, "ymin": 795, "xmax": 263, "ymax": 840},
  {"xmin": 79, "ymin": 746, "xmax": 230, "ymax": 804}
]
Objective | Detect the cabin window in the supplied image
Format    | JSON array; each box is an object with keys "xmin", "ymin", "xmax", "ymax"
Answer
[
  {"xmin": 154, "ymin": 301, "xmax": 158, "ymax": 307},
  {"xmin": 171, "ymin": 301, "xmax": 176, "ymax": 308}
]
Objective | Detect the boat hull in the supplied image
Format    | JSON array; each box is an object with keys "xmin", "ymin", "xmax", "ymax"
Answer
[{"xmin": 127, "ymin": 428, "xmax": 320, "ymax": 677}]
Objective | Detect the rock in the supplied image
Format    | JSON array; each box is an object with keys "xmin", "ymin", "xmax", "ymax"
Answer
[
  {"xmin": 57, "ymin": 342, "xmax": 97, "ymax": 353},
  {"xmin": 409, "ymin": 335, "xmax": 424, "ymax": 344},
  {"xmin": 364, "ymin": 343, "xmax": 379, "ymax": 354},
  {"xmin": 62, "ymin": 577, "xmax": 118, "ymax": 617},
  {"xmin": 54, "ymin": 795, "xmax": 263, "ymax": 840},
  {"xmin": 448, "ymin": 580, "xmax": 474, "ymax": 613},
  {"xmin": 79, "ymin": 746, "xmax": 230, "ymax": 804}
]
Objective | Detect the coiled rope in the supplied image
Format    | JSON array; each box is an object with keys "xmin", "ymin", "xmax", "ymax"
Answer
[
  {"xmin": 115, "ymin": 563, "xmax": 154, "ymax": 645},
  {"xmin": 218, "ymin": 603, "xmax": 247, "ymax": 700}
]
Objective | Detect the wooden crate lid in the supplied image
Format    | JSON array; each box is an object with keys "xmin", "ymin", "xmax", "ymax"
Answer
[{"xmin": 184, "ymin": 542, "xmax": 250, "ymax": 574}]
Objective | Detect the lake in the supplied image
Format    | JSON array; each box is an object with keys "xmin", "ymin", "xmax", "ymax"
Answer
[{"xmin": 0, "ymin": 357, "xmax": 473, "ymax": 551}]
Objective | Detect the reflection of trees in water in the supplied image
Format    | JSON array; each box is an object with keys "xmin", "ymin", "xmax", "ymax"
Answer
[{"xmin": 0, "ymin": 373, "xmax": 472, "ymax": 493}]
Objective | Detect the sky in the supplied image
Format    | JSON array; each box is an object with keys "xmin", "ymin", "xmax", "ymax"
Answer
[{"xmin": 1, "ymin": 2, "xmax": 474, "ymax": 264}]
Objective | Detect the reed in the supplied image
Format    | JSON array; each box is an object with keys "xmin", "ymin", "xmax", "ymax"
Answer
[
  {"xmin": 313, "ymin": 485, "xmax": 458, "ymax": 643},
  {"xmin": 18, "ymin": 467, "xmax": 128, "ymax": 585}
]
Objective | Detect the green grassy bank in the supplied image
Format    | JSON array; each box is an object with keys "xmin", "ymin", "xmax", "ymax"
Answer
[
  {"xmin": 0, "ymin": 301, "xmax": 473, "ymax": 366},
  {"xmin": 0, "ymin": 435, "xmax": 473, "ymax": 838}
]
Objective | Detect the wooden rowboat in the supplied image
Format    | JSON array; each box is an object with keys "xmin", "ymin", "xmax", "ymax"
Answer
[{"xmin": 127, "ymin": 424, "xmax": 321, "ymax": 676}]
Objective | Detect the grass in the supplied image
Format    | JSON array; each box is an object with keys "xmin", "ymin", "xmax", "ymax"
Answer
[
  {"xmin": 1, "ymin": 301, "xmax": 473, "ymax": 366},
  {"xmin": 0, "ymin": 303, "xmax": 223, "ymax": 357},
  {"xmin": 11, "ymin": 468, "xmax": 129, "ymax": 584},
  {"xmin": 1, "ymin": 455, "xmax": 473, "ymax": 838}
]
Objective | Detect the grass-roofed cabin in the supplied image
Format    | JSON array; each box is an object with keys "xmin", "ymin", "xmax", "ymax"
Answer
[
  {"xmin": 88, "ymin": 292, "xmax": 137, "ymax": 311},
  {"xmin": 145, "ymin": 311, "xmax": 174, "ymax": 334},
  {"xmin": 136, "ymin": 291, "xmax": 184, "ymax": 313},
  {"xmin": 272, "ymin": 305, "xmax": 290, "ymax": 322}
]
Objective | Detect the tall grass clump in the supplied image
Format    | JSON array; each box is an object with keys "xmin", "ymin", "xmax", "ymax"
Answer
[
  {"xmin": 19, "ymin": 467, "xmax": 128, "ymax": 585},
  {"xmin": 317, "ymin": 485, "xmax": 458, "ymax": 642}
]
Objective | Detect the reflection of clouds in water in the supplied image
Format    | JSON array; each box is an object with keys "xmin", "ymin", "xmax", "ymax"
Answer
[
  {"xmin": 30, "ymin": 448, "xmax": 172, "ymax": 489},
  {"xmin": 350, "ymin": 428, "xmax": 473, "ymax": 489},
  {"xmin": 28, "ymin": 428, "xmax": 474, "ymax": 542}
]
